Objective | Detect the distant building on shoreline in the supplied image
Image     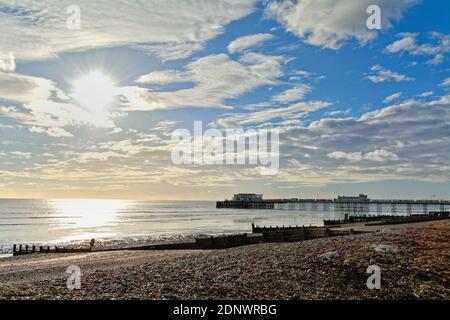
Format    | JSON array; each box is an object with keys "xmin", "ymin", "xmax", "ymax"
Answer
[{"xmin": 233, "ymin": 193, "xmax": 263, "ymax": 202}]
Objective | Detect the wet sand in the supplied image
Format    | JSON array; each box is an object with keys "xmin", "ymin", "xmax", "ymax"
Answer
[{"xmin": 0, "ymin": 220, "xmax": 448, "ymax": 300}]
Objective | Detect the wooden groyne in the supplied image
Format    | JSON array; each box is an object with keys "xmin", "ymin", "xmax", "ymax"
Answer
[
  {"xmin": 12, "ymin": 227, "xmax": 363, "ymax": 255},
  {"xmin": 190, "ymin": 225, "xmax": 366, "ymax": 249},
  {"xmin": 251, "ymin": 224, "xmax": 367, "ymax": 244},
  {"xmin": 365, "ymin": 211, "xmax": 449, "ymax": 226},
  {"xmin": 195, "ymin": 234, "xmax": 262, "ymax": 249},
  {"xmin": 323, "ymin": 211, "xmax": 450, "ymax": 226},
  {"xmin": 12, "ymin": 241, "xmax": 199, "ymax": 256},
  {"xmin": 13, "ymin": 244, "xmax": 91, "ymax": 257},
  {"xmin": 11, "ymin": 222, "xmax": 376, "ymax": 256}
]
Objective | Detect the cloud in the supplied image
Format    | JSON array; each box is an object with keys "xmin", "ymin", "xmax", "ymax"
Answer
[
  {"xmin": 135, "ymin": 70, "xmax": 187, "ymax": 85},
  {"xmin": 0, "ymin": 72, "xmax": 55, "ymax": 103},
  {"xmin": 0, "ymin": 0, "xmax": 256, "ymax": 61},
  {"xmin": 272, "ymin": 84, "xmax": 311, "ymax": 103},
  {"xmin": 327, "ymin": 149, "xmax": 399, "ymax": 162},
  {"xmin": 325, "ymin": 109, "xmax": 351, "ymax": 116},
  {"xmin": 419, "ymin": 91, "xmax": 433, "ymax": 97},
  {"xmin": 29, "ymin": 126, "xmax": 73, "ymax": 138},
  {"xmin": 426, "ymin": 53, "xmax": 444, "ymax": 65},
  {"xmin": 3, "ymin": 96, "xmax": 450, "ymax": 194},
  {"xmin": 383, "ymin": 92, "xmax": 402, "ymax": 103},
  {"xmin": 203, "ymin": 95, "xmax": 450, "ymax": 185},
  {"xmin": 215, "ymin": 100, "xmax": 331, "ymax": 128},
  {"xmin": 385, "ymin": 32, "xmax": 449, "ymax": 65},
  {"xmin": 1, "ymin": 99, "xmax": 116, "ymax": 137},
  {"xmin": 265, "ymin": 0, "xmax": 418, "ymax": 49},
  {"xmin": 327, "ymin": 151, "xmax": 362, "ymax": 161},
  {"xmin": 364, "ymin": 149, "xmax": 399, "ymax": 162},
  {"xmin": 385, "ymin": 32, "xmax": 418, "ymax": 53},
  {"xmin": 366, "ymin": 65, "xmax": 414, "ymax": 83},
  {"xmin": 440, "ymin": 77, "xmax": 450, "ymax": 87},
  {"xmin": 277, "ymin": 96, "xmax": 450, "ymax": 183},
  {"xmin": 121, "ymin": 53, "xmax": 285, "ymax": 110},
  {"xmin": 11, "ymin": 151, "xmax": 32, "ymax": 159},
  {"xmin": 0, "ymin": 71, "xmax": 117, "ymax": 137},
  {"xmin": 228, "ymin": 33, "xmax": 274, "ymax": 54}
]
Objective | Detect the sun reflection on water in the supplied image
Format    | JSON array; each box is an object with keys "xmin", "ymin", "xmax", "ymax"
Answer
[{"xmin": 48, "ymin": 199, "xmax": 130, "ymax": 241}]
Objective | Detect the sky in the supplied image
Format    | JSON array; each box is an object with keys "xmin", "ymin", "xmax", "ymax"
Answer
[{"xmin": 0, "ymin": 0, "xmax": 449, "ymax": 200}]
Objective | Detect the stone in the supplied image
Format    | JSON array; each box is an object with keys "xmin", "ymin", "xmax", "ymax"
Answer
[
  {"xmin": 319, "ymin": 251, "xmax": 340, "ymax": 259},
  {"xmin": 374, "ymin": 244, "xmax": 398, "ymax": 254}
]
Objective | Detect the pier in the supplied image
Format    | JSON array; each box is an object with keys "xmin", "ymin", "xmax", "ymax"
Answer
[{"xmin": 217, "ymin": 193, "xmax": 450, "ymax": 215}]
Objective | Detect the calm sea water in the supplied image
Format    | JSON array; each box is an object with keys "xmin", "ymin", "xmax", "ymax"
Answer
[{"xmin": 0, "ymin": 199, "xmax": 343, "ymax": 255}]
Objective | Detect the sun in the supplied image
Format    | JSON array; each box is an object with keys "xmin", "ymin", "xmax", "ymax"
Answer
[{"xmin": 72, "ymin": 71, "xmax": 116, "ymax": 110}]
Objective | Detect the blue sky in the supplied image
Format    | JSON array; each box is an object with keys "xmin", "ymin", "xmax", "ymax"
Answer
[{"xmin": 0, "ymin": 0, "xmax": 449, "ymax": 200}]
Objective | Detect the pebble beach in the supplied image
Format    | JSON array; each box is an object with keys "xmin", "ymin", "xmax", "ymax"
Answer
[{"xmin": 0, "ymin": 220, "xmax": 448, "ymax": 300}]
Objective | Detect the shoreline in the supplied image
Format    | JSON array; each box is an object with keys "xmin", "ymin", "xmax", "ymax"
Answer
[{"xmin": 0, "ymin": 220, "xmax": 448, "ymax": 300}]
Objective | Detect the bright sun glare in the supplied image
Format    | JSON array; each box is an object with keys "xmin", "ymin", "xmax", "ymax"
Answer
[{"xmin": 72, "ymin": 71, "xmax": 116, "ymax": 110}]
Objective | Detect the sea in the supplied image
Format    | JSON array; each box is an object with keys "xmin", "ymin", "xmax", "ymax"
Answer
[{"xmin": 0, "ymin": 199, "xmax": 344, "ymax": 256}]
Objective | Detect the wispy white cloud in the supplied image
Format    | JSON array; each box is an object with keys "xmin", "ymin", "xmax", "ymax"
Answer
[
  {"xmin": 418, "ymin": 91, "xmax": 433, "ymax": 97},
  {"xmin": 0, "ymin": 0, "xmax": 256, "ymax": 61},
  {"xmin": 327, "ymin": 151, "xmax": 362, "ymax": 162},
  {"xmin": 228, "ymin": 33, "xmax": 274, "ymax": 54},
  {"xmin": 135, "ymin": 70, "xmax": 187, "ymax": 85},
  {"xmin": 121, "ymin": 53, "xmax": 285, "ymax": 110},
  {"xmin": 0, "ymin": 72, "xmax": 55, "ymax": 103},
  {"xmin": 364, "ymin": 149, "xmax": 399, "ymax": 162},
  {"xmin": 366, "ymin": 65, "xmax": 414, "ymax": 83},
  {"xmin": 272, "ymin": 84, "xmax": 311, "ymax": 103},
  {"xmin": 215, "ymin": 100, "xmax": 331, "ymax": 128},
  {"xmin": 328, "ymin": 149, "xmax": 399, "ymax": 162},
  {"xmin": 324, "ymin": 109, "xmax": 351, "ymax": 116},
  {"xmin": 383, "ymin": 92, "xmax": 402, "ymax": 103},
  {"xmin": 385, "ymin": 32, "xmax": 449, "ymax": 65},
  {"xmin": 10, "ymin": 151, "xmax": 32, "ymax": 159},
  {"xmin": 440, "ymin": 77, "xmax": 450, "ymax": 87}
]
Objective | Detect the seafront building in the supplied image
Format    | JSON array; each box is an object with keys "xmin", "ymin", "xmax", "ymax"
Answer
[{"xmin": 217, "ymin": 193, "xmax": 450, "ymax": 214}]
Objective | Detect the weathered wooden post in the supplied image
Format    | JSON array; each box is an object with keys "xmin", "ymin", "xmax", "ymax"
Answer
[
  {"xmin": 13, "ymin": 244, "xmax": 16, "ymax": 256},
  {"xmin": 32, "ymin": 245, "xmax": 36, "ymax": 253},
  {"xmin": 19, "ymin": 244, "xmax": 22, "ymax": 254},
  {"xmin": 25, "ymin": 245, "xmax": 29, "ymax": 254},
  {"xmin": 39, "ymin": 246, "xmax": 43, "ymax": 253}
]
